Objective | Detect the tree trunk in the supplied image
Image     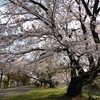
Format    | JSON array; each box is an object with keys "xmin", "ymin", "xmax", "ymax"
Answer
[
  {"xmin": 49, "ymin": 80, "xmax": 55, "ymax": 88},
  {"xmin": 0, "ymin": 72, "xmax": 3, "ymax": 88},
  {"xmin": 7, "ymin": 75, "xmax": 10, "ymax": 88},
  {"xmin": 66, "ymin": 76, "xmax": 83, "ymax": 97},
  {"xmin": 40, "ymin": 82, "xmax": 43, "ymax": 87}
]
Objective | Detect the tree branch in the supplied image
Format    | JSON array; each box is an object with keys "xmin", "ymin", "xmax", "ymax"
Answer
[
  {"xmin": 81, "ymin": 0, "xmax": 92, "ymax": 16},
  {"xmin": 29, "ymin": 0, "xmax": 48, "ymax": 12},
  {"xmin": 97, "ymin": 7, "xmax": 100, "ymax": 14},
  {"xmin": 93, "ymin": 0, "xmax": 99, "ymax": 15},
  {"xmin": 8, "ymin": 0, "xmax": 51, "ymax": 27}
]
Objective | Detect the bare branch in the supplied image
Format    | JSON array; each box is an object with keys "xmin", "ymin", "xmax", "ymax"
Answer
[
  {"xmin": 81, "ymin": 0, "xmax": 92, "ymax": 16},
  {"xmin": 93, "ymin": 0, "xmax": 99, "ymax": 15},
  {"xmin": 29, "ymin": 0, "xmax": 48, "ymax": 12}
]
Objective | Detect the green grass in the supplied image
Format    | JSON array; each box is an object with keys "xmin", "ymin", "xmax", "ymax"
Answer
[
  {"xmin": 1, "ymin": 86, "xmax": 100, "ymax": 100},
  {"xmin": 83, "ymin": 93, "xmax": 100, "ymax": 99},
  {"xmin": 1, "ymin": 88, "xmax": 67, "ymax": 100}
]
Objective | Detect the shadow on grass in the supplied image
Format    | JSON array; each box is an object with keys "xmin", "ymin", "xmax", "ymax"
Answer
[
  {"xmin": 34, "ymin": 94, "xmax": 71, "ymax": 100},
  {"xmin": 40, "ymin": 95, "xmax": 89, "ymax": 100},
  {"xmin": 1, "ymin": 95, "xmax": 70, "ymax": 100}
]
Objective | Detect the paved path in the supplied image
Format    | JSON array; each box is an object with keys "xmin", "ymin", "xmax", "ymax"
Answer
[{"xmin": 0, "ymin": 86, "xmax": 34, "ymax": 99}]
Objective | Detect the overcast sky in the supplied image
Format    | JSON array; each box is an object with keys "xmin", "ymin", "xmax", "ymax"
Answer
[{"xmin": 0, "ymin": 0, "xmax": 6, "ymax": 6}]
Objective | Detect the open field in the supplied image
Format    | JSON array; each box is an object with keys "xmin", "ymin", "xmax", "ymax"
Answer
[
  {"xmin": 1, "ymin": 86, "xmax": 100, "ymax": 100},
  {"xmin": 0, "ymin": 88, "xmax": 78, "ymax": 100}
]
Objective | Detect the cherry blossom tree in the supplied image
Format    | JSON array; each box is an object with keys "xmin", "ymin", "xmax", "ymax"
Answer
[{"xmin": 0, "ymin": 0, "xmax": 100, "ymax": 98}]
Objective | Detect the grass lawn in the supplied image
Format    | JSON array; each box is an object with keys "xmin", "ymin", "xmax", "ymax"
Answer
[
  {"xmin": 1, "ymin": 86, "xmax": 100, "ymax": 100},
  {"xmin": 83, "ymin": 93, "xmax": 100, "ymax": 100},
  {"xmin": 1, "ymin": 88, "xmax": 67, "ymax": 100}
]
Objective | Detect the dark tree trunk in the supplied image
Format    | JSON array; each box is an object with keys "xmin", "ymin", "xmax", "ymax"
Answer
[
  {"xmin": 0, "ymin": 72, "xmax": 3, "ymax": 88},
  {"xmin": 40, "ymin": 82, "xmax": 43, "ymax": 87},
  {"xmin": 17, "ymin": 81, "xmax": 20, "ymax": 86},
  {"xmin": 66, "ymin": 76, "xmax": 83, "ymax": 97},
  {"xmin": 49, "ymin": 80, "xmax": 55, "ymax": 88},
  {"xmin": 4, "ymin": 75, "xmax": 10, "ymax": 88},
  {"xmin": 7, "ymin": 75, "xmax": 10, "ymax": 88}
]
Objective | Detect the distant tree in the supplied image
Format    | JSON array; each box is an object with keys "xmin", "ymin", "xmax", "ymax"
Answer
[
  {"xmin": 24, "ymin": 56, "xmax": 63, "ymax": 88},
  {"xmin": 0, "ymin": 62, "xmax": 5, "ymax": 88}
]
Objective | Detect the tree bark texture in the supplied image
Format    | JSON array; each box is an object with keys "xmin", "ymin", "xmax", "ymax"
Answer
[{"xmin": 66, "ymin": 76, "xmax": 83, "ymax": 97}]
